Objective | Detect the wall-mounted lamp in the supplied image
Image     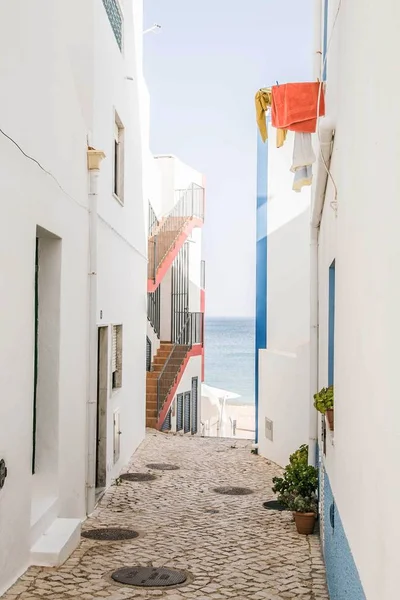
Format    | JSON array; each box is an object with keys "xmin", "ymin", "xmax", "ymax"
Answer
[{"xmin": 143, "ymin": 23, "xmax": 161, "ymax": 35}]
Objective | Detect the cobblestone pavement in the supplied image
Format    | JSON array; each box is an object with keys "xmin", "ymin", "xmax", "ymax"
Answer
[{"xmin": 4, "ymin": 432, "xmax": 329, "ymax": 600}]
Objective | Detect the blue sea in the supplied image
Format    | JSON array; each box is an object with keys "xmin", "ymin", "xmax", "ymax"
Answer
[{"xmin": 204, "ymin": 317, "xmax": 255, "ymax": 406}]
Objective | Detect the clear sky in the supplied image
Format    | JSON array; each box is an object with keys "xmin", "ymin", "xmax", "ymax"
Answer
[{"xmin": 144, "ymin": 0, "xmax": 313, "ymax": 317}]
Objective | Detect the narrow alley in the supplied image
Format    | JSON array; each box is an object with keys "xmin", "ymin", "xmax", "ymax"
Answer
[{"xmin": 4, "ymin": 433, "xmax": 328, "ymax": 600}]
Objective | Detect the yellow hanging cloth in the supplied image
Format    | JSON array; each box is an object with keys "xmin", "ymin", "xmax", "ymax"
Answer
[{"xmin": 255, "ymin": 88, "xmax": 287, "ymax": 147}]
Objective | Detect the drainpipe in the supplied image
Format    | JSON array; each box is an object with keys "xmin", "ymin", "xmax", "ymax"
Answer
[
  {"xmin": 86, "ymin": 147, "xmax": 105, "ymax": 514},
  {"xmin": 308, "ymin": 123, "xmax": 334, "ymax": 465}
]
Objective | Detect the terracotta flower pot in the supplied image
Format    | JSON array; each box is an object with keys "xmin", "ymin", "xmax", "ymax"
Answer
[
  {"xmin": 326, "ymin": 409, "xmax": 334, "ymax": 431},
  {"xmin": 294, "ymin": 512, "xmax": 316, "ymax": 535}
]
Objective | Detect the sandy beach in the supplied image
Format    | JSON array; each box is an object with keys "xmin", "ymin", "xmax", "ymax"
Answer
[
  {"xmin": 224, "ymin": 402, "xmax": 255, "ymax": 439},
  {"xmin": 201, "ymin": 398, "xmax": 255, "ymax": 440}
]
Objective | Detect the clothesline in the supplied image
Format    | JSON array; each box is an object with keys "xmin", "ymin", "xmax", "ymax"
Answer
[{"xmin": 254, "ymin": 82, "xmax": 325, "ymax": 193}]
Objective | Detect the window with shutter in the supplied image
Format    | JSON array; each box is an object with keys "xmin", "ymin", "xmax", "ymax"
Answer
[
  {"xmin": 184, "ymin": 392, "xmax": 191, "ymax": 434},
  {"xmin": 112, "ymin": 325, "xmax": 117, "ymax": 372},
  {"xmin": 176, "ymin": 394, "xmax": 184, "ymax": 431},
  {"xmin": 112, "ymin": 324, "xmax": 123, "ymax": 390},
  {"xmin": 191, "ymin": 377, "xmax": 198, "ymax": 435},
  {"xmin": 113, "ymin": 112, "xmax": 125, "ymax": 204}
]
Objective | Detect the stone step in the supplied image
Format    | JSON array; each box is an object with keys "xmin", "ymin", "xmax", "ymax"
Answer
[{"xmin": 30, "ymin": 518, "xmax": 81, "ymax": 567}]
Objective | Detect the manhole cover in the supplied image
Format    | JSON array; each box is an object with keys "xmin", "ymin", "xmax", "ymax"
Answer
[
  {"xmin": 263, "ymin": 500, "xmax": 288, "ymax": 511},
  {"xmin": 82, "ymin": 528, "xmax": 139, "ymax": 541},
  {"xmin": 146, "ymin": 463, "xmax": 180, "ymax": 471},
  {"xmin": 119, "ymin": 473, "xmax": 157, "ymax": 482},
  {"xmin": 213, "ymin": 486, "xmax": 253, "ymax": 496},
  {"xmin": 111, "ymin": 566, "xmax": 187, "ymax": 588}
]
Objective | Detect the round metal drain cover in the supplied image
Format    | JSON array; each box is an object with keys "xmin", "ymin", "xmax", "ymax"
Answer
[
  {"xmin": 111, "ymin": 566, "xmax": 187, "ymax": 588},
  {"xmin": 82, "ymin": 528, "xmax": 139, "ymax": 541},
  {"xmin": 146, "ymin": 463, "xmax": 180, "ymax": 471},
  {"xmin": 119, "ymin": 473, "xmax": 157, "ymax": 482},
  {"xmin": 213, "ymin": 486, "xmax": 253, "ymax": 496},
  {"xmin": 263, "ymin": 500, "xmax": 288, "ymax": 511}
]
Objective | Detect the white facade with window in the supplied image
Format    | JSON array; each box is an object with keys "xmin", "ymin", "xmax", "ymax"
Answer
[
  {"xmin": 310, "ymin": 1, "xmax": 400, "ymax": 599},
  {"xmin": 256, "ymin": 1, "xmax": 400, "ymax": 598},
  {"xmin": 257, "ymin": 127, "xmax": 311, "ymax": 467},
  {"xmin": 147, "ymin": 156, "xmax": 205, "ymax": 435},
  {"xmin": 0, "ymin": 0, "xmax": 147, "ymax": 594}
]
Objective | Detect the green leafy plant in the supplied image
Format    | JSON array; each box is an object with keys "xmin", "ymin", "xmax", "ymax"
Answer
[
  {"xmin": 313, "ymin": 385, "xmax": 334, "ymax": 414},
  {"xmin": 272, "ymin": 444, "xmax": 318, "ymax": 511},
  {"xmin": 292, "ymin": 494, "xmax": 318, "ymax": 514},
  {"xmin": 289, "ymin": 444, "xmax": 308, "ymax": 466}
]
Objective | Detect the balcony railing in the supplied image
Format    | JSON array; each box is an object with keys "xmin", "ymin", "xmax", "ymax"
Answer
[
  {"xmin": 157, "ymin": 311, "xmax": 203, "ymax": 417},
  {"xmin": 148, "ymin": 184, "xmax": 205, "ymax": 281},
  {"xmin": 148, "ymin": 201, "xmax": 159, "ymax": 237},
  {"xmin": 147, "ymin": 287, "xmax": 160, "ymax": 338}
]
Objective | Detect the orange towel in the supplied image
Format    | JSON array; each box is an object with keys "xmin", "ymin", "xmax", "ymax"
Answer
[{"xmin": 271, "ymin": 82, "xmax": 325, "ymax": 133}]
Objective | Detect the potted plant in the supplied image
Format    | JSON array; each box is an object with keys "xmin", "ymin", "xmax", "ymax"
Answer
[
  {"xmin": 272, "ymin": 445, "xmax": 318, "ymax": 533},
  {"xmin": 272, "ymin": 444, "xmax": 315, "ymax": 514},
  {"xmin": 292, "ymin": 494, "xmax": 318, "ymax": 535},
  {"xmin": 314, "ymin": 385, "xmax": 334, "ymax": 431}
]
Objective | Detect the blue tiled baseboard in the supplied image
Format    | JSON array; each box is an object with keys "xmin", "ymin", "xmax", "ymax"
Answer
[{"xmin": 322, "ymin": 470, "xmax": 366, "ymax": 600}]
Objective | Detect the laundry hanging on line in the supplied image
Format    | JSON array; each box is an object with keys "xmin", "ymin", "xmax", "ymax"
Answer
[
  {"xmin": 291, "ymin": 132, "xmax": 316, "ymax": 193},
  {"xmin": 271, "ymin": 82, "xmax": 325, "ymax": 133},
  {"xmin": 255, "ymin": 88, "xmax": 287, "ymax": 147}
]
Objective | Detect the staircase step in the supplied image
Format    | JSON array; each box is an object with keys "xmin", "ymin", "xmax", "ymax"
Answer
[{"xmin": 30, "ymin": 518, "xmax": 81, "ymax": 567}]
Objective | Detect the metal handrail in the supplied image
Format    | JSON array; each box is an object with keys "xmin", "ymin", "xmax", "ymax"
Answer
[
  {"xmin": 148, "ymin": 200, "xmax": 159, "ymax": 237},
  {"xmin": 147, "ymin": 287, "xmax": 160, "ymax": 338},
  {"xmin": 156, "ymin": 312, "xmax": 203, "ymax": 417},
  {"xmin": 149, "ymin": 184, "xmax": 205, "ymax": 281}
]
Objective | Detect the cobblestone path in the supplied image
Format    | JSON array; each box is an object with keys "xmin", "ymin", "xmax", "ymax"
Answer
[{"xmin": 3, "ymin": 432, "xmax": 329, "ymax": 600}]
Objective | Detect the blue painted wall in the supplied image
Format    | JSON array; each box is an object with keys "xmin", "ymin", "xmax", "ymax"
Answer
[
  {"xmin": 255, "ymin": 131, "xmax": 268, "ymax": 444},
  {"xmin": 323, "ymin": 471, "xmax": 366, "ymax": 600}
]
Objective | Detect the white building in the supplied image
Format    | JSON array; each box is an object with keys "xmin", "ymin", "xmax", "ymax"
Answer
[
  {"xmin": 256, "ymin": 126, "xmax": 311, "ymax": 467},
  {"xmin": 0, "ymin": 0, "xmax": 147, "ymax": 594},
  {"xmin": 146, "ymin": 156, "xmax": 205, "ymax": 434},
  {"xmin": 312, "ymin": 1, "xmax": 400, "ymax": 598},
  {"xmin": 257, "ymin": 1, "xmax": 400, "ymax": 599}
]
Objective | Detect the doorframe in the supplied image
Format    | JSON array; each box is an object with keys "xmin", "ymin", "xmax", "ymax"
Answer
[
  {"xmin": 96, "ymin": 326, "xmax": 109, "ymax": 490},
  {"xmin": 32, "ymin": 237, "xmax": 39, "ymax": 474}
]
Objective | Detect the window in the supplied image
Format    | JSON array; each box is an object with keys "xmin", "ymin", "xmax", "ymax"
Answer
[
  {"xmin": 176, "ymin": 394, "xmax": 184, "ymax": 431},
  {"xmin": 112, "ymin": 324, "xmax": 123, "ymax": 389},
  {"xmin": 102, "ymin": 0, "xmax": 123, "ymax": 51},
  {"xmin": 328, "ymin": 260, "xmax": 336, "ymax": 386},
  {"xmin": 113, "ymin": 113, "xmax": 124, "ymax": 204},
  {"xmin": 323, "ymin": 0, "xmax": 329, "ymax": 81}
]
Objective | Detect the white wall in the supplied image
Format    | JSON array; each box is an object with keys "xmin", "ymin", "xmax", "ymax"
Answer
[
  {"xmin": 188, "ymin": 228, "xmax": 202, "ymax": 314},
  {"xmin": 160, "ymin": 270, "xmax": 172, "ymax": 342},
  {"xmin": 315, "ymin": 1, "xmax": 400, "ymax": 598},
  {"xmin": 258, "ymin": 343, "xmax": 310, "ymax": 466},
  {"xmin": 258, "ymin": 126, "xmax": 311, "ymax": 466},
  {"xmin": 154, "ymin": 155, "xmax": 204, "ymax": 217},
  {"xmin": 170, "ymin": 356, "xmax": 202, "ymax": 432},
  {"xmin": 0, "ymin": 0, "xmax": 146, "ymax": 593},
  {"xmin": 92, "ymin": 0, "xmax": 147, "ymax": 484},
  {"xmin": 147, "ymin": 320, "xmax": 161, "ymax": 361}
]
